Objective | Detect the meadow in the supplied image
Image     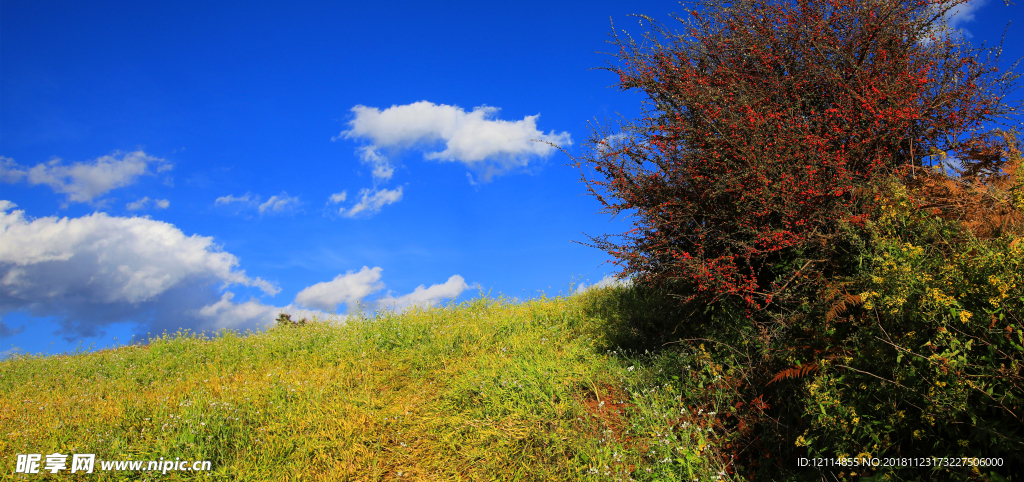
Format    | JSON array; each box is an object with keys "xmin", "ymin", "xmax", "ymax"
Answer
[{"xmin": 0, "ymin": 287, "xmax": 737, "ymax": 481}]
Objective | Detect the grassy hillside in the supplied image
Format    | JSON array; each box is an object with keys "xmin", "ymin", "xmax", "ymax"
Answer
[{"xmin": 1, "ymin": 288, "xmax": 734, "ymax": 481}]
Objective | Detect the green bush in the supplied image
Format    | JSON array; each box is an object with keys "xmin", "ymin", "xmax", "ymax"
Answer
[
  {"xmin": 790, "ymin": 178, "xmax": 1023, "ymax": 481},
  {"xmin": 658, "ymin": 173, "xmax": 1024, "ymax": 481}
]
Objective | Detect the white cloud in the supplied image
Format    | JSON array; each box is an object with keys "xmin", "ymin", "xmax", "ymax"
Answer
[
  {"xmin": 295, "ymin": 266, "xmax": 384, "ymax": 312},
  {"xmin": 294, "ymin": 268, "xmax": 476, "ymax": 314},
  {"xmin": 126, "ymin": 198, "xmax": 146, "ymax": 211},
  {"xmin": 338, "ymin": 101, "xmax": 572, "ymax": 181},
  {"xmin": 126, "ymin": 197, "xmax": 170, "ymax": 211},
  {"xmin": 0, "ymin": 156, "xmax": 26, "ymax": 183},
  {"xmin": 198, "ymin": 270, "xmax": 474, "ymax": 326},
  {"xmin": 125, "ymin": 198, "xmax": 146, "ymax": 210},
  {"xmin": 195, "ymin": 292, "xmax": 283, "ymax": 331},
  {"xmin": 0, "ymin": 151, "xmax": 171, "ymax": 203},
  {"xmin": 215, "ymin": 193, "xmax": 257, "ymax": 206},
  {"xmin": 943, "ymin": 0, "xmax": 985, "ymax": 32},
  {"xmin": 258, "ymin": 192, "xmax": 301, "ymax": 215},
  {"xmin": 195, "ymin": 292, "xmax": 337, "ymax": 332},
  {"xmin": 575, "ymin": 275, "xmax": 632, "ymax": 295},
  {"xmin": 341, "ymin": 187, "xmax": 403, "ymax": 218},
  {"xmin": 215, "ymin": 192, "xmax": 301, "ymax": 216},
  {"xmin": 357, "ymin": 146, "xmax": 395, "ymax": 183},
  {"xmin": 0, "ymin": 200, "xmax": 279, "ymax": 338},
  {"xmin": 0, "ymin": 199, "xmax": 479, "ymax": 340},
  {"xmin": 377, "ymin": 275, "xmax": 474, "ymax": 312},
  {"xmin": 328, "ymin": 191, "xmax": 348, "ymax": 204},
  {"xmin": 924, "ymin": 0, "xmax": 986, "ymax": 41}
]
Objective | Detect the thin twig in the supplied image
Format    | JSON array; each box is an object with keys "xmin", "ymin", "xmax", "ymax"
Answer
[{"xmin": 833, "ymin": 365, "xmax": 931, "ymax": 409}]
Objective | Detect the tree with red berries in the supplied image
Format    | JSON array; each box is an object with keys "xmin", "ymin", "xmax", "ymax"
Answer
[{"xmin": 576, "ymin": 0, "xmax": 1020, "ymax": 312}]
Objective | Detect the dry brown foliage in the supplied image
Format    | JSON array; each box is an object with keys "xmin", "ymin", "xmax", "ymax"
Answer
[
  {"xmin": 821, "ymin": 281, "xmax": 863, "ymax": 325},
  {"xmin": 907, "ymin": 130, "xmax": 1024, "ymax": 238},
  {"xmin": 767, "ymin": 363, "xmax": 819, "ymax": 385}
]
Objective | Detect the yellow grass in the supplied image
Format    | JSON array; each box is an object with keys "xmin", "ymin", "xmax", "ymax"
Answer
[{"xmin": 1, "ymin": 290, "xmax": 735, "ymax": 481}]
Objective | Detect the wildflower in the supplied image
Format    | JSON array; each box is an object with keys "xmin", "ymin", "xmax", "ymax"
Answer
[{"xmin": 958, "ymin": 310, "xmax": 972, "ymax": 323}]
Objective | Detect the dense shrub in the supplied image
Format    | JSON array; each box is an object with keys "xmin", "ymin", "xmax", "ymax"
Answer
[
  {"xmin": 621, "ymin": 148, "xmax": 1024, "ymax": 481},
  {"xmin": 574, "ymin": 0, "xmax": 1017, "ymax": 311},
  {"xmin": 783, "ymin": 171, "xmax": 1023, "ymax": 480},
  {"xmin": 573, "ymin": 0, "xmax": 1024, "ymax": 479}
]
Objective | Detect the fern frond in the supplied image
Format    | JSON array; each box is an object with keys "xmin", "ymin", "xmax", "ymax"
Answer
[
  {"xmin": 821, "ymin": 281, "xmax": 863, "ymax": 323},
  {"xmin": 767, "ymin": 363, "xmax": 819, "ymax": 385},
  {"xmin": 825, "ymin": 293, "xmax": 863, "ymax": 323}
]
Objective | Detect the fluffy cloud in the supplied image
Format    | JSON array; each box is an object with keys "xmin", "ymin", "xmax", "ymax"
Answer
[
  {"xmin": 0, "ymin": 151, "xmax": 171, "ymax": 203},
  {"xmin": 0, "ymin": 200, "xmax": 278, "ymax": 338},
  {"xmin": 195, "ymin": 292, "xmax": 335, "ymax": 331},
  {"xmin": 126, "ymin": 197, "xmax": 170, "ymax": 211},
  {"xmin": 377, "ymin": 275, "xmax": 474, "ymax": 312},
  {"xmin": 199, "ymin": 270, "xmax": 475, "ymax": 330},
  {"xmin": 294, "ymin": 266, "xmax": 384, "ymax": 312},
  {"xmin": 295, "ymin": 268, "xmax": 476, "ymax": 313},
  {"xmin": 1, "ymin": 200, "xmax": 476, "ymax": 341},
  {"xmin": 338, "ymin": 101, "xmax": 572, "ymax": 181},
  {"xmin": 341, "ymin": 187, "xmax": 403, "ymax": 218},
  {"xmin": 194, "ymin": 292, "xmax": 285, "ymax": 331}
]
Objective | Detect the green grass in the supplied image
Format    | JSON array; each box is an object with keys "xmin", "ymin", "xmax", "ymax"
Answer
[{"xmin": 0, "ymin": 288, "xmax": 736, "ymax": 481}]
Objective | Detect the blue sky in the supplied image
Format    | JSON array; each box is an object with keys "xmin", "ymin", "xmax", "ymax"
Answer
[{"xmin": 2, "ymin": 0, "xmax": 1021, "ymax": 358}]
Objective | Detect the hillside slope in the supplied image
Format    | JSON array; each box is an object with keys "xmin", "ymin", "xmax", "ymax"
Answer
[{"xmin": 1, "ymin": 289, "xmax": 731, "ymax": 481}]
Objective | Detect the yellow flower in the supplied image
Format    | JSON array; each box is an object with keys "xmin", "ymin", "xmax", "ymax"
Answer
[{"xmin": 959, "ymin": 310, "xmax": 972, "ymax": 323}]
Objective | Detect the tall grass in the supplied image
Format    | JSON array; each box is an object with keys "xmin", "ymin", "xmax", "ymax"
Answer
[{"xmin": 0, "ymin": 289, "xmax": 735, "ymax": 481}]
